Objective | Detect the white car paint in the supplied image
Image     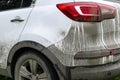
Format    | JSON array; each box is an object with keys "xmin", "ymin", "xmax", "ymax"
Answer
[
  {"xmin": 0, "ymin": 8, "xmax": 33, "ymax": 68},
  {"xmin": 0, "ymin": 0, "xmax": 119, "ymax": 69}
]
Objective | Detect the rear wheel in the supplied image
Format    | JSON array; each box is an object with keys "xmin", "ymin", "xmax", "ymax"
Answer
[{"xmin": 14, "ymin": 51, "xmax": 58, "ymax": 80}]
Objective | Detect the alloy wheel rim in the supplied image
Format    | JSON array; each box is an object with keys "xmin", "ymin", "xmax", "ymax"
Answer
[{"xmin": 19, "ymin": 59, "xmax": 48, "ymax": 80}]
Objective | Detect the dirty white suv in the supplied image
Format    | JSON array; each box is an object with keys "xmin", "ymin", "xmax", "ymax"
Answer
[{"xmin": 0, "ymin": 0, "xmax": 120, "ymax": 80}]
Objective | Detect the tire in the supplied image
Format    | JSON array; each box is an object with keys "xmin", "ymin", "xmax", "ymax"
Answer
[{"xmin": 14, "ymin": 50, "xmax": 58, "ymax": 80}]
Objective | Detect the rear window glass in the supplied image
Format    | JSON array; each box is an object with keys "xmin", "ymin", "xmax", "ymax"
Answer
[{"xmin": 0, "ymin": 0, "xmax": 33, "ymax": 11}]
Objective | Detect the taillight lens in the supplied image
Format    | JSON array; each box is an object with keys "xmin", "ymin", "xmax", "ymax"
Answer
[{"xmin": 57, "ymin": 2, "xmax": 116, "ymax": 22}]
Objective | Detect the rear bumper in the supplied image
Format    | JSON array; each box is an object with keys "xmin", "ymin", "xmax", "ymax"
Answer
[
  {"xmin": 48, "ymin": 45, "xmax": 120, "ymax": 79},
  {"xmin": 69, "ymin": 60, "xmax": 120, "ymax": 80}
]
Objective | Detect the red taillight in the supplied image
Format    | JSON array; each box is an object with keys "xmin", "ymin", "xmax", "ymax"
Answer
[{"xmin": 57, "ymin": 2, "xmax": 116, "ymax": 22}]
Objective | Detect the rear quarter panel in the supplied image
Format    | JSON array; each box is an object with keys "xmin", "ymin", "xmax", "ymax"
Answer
[
  {"xmin": 20, "ymin": 0, "xmax": 120, "ymax": 66},
  {"xmin": 19, "ymin": 0, "xmax": 73, "ymax": 47}
]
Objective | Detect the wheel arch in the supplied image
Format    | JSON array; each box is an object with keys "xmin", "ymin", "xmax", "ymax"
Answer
[{"xmin": 7, "ymin": 41, "xmax": 62, "ymax": 79}]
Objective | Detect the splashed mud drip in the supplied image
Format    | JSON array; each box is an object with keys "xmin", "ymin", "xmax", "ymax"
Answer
[
  {"xmin": 49, "ymin": 2, "xmax": 120, "ymax": 66},
  {"xmin": 0, "ymin": 44, "xmax": 11, "ymax": 68}
]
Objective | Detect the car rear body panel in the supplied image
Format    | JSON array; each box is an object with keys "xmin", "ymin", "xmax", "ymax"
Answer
[
  {"xmin": 45, "ymin": 0, "xmax": 120, "ymax": 67},
  {"xmin": 20, "ymin": 0, "xmax": 120, "ymax": 67},
  {"xmin": 1, "ymin": 0, "xmax": 120, "ymax": 79}
]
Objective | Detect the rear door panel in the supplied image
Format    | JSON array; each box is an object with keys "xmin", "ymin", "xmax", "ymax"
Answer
[{"xmin": 0, "ymin": 8, "xmax": 32, "ymax": 69}]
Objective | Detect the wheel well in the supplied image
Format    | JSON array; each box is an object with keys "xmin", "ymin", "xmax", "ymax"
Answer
[{"xmin": 10, "ymin": 47, "xmax": 59, "ymax": 79}]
